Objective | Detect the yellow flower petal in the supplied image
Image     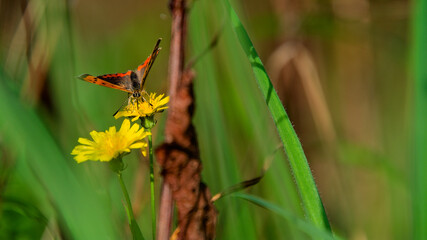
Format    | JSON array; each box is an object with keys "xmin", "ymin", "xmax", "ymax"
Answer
[
  {"xmin": 130, "ymin": 142, "xmax": 145, "ymax": 149},
  {"xmin": 71, "ymin": 120, "xmax": 150, "ymax": 163},
  {"xmin": 141, "ymin": 149, "xmax": 147, "ymax": 157},
  {"xmin": 114, "ymin": 111, "xmax": 126, "ymax": 119},
  {"xmin": 120, "ymin": 119, "xmax": 131, "ymax": 133},
  {"xmin": 115, "ymin": 92, "xmax": 170, "ymax": 120},
  {"xmin": 159, "ymin": 96, "xmax": 170, "ymax": 106},
  {"xmin": 131, "ymin": 116, "xmax": 139, "ymax": 122},
  {"xmin": 129, "ymin": 122, "xmax": 140, "ymax": 134},
  {"xmin": 77, "ymin": 137, "xmax": 93, "ymax": 145},
  {"xmin": 90, "ymin": 131, "xmax": 101, "ymax": 142},
  {"xmin": 109, "ymin": 126, "xmax": 117, "ymax": 135}
]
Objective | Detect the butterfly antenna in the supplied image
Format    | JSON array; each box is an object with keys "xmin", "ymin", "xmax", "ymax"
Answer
[
  {"xmin": 153, "ymin": 38, "xmax": 162, "ymax": 53},
  {"xmin": 141, "ymin": 91, "xmax": 153, "ymax": 107}
]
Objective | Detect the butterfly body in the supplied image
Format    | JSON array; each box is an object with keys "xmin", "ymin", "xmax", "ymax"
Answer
[{"xmin": 78, "ymin": 39, "xmax": 161, "ymax": 100}]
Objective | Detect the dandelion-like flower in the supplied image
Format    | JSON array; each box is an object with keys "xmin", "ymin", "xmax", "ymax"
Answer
[
  {"xmin": 115, "ymin": 93, "xmax": 169, "ymax": 122},
  {"xmin": 71, "ymin": 119, "xmax": 150, "ymax": 163}
]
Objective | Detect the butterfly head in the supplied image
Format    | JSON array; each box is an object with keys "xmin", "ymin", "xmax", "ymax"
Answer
[{"xmin": 132, "ymin": 92, "xmax": 141, "ymax": 98}]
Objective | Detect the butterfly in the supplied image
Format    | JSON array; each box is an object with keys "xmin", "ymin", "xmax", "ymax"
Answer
[{"xmin": 78, "ymin": 38, "xmax": 161, "ymax": 101}]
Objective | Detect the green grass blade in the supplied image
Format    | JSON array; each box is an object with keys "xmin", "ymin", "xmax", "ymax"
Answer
[
  {"xmin": 412, "ymin": 0, "xmax": 427, "ymax": 238},
  {"xmin": 189, "ymin": 13, "xmax": 259, "ymax": 240},
  {"xmin": 130, "ymin": 219, "xmax": 145, "ymax": 240},
  {"xmin": 233, "ymin": 193, "xmax": 338, "ymax": 240},
  {"xmin": 0, "ymin": 71, "xmax": 119, "ymax": 239},
  {"xmin": 222, "ymin": 0, "xmax": 331, "ymax": 231}
]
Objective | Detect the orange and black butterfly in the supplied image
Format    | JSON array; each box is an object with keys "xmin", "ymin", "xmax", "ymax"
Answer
[{"xmin": 78, "ymin": 38, "xmax": 161, "ymax": 100}]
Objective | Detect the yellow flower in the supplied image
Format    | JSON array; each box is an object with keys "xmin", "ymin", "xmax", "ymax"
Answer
[
  {"xmin": 71, "ymin": 119, "xmax": 150, "ymax": 163},
  {"xmin": 115, "ymin": 93, "xmax": 169, "ymax": 122}
]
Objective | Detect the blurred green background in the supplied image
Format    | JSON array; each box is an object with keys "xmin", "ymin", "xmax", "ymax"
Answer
[{"xmin": 0, "ymin": 0, "xmax": 416, "ymax": 239}]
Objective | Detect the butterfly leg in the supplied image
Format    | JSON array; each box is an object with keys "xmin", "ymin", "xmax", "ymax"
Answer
[
  {"xmin": 128, "ymin": 94, "xmax": 144, "ymax": 110},
  {"xmin": 141, "ymin": 90, "xmax": 153, "ymax": 106}
]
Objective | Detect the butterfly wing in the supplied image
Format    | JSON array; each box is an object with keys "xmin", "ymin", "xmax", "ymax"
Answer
[
  {"xmin": 78, "ymin": 71, "xmax": 134, "ymax": 93},
  {"xmin": 135, "ymin": 38, "xmax": 162, "ymax": 89},
  {"xmin": 78, "ymin": 39, "xmax": 161, "ymax": 93}
]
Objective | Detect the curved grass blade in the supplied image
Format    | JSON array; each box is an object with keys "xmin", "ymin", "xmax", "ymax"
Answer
[
  {"xmin": 233, "ymin": 193, "xmax": 338, "ymax": 240},
  {"xmin": 2, "ymin": 196, "xmax": 49, "ymax": 226},
  {"xmin": 222, "ymin": 0, "xmax": 331, "ymax": 231},
  {"xmin": 130, "ymin": 219, "xmax": 145, "ymax": 240}
]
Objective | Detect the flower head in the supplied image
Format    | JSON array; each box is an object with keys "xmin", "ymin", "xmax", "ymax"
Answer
[
  {"xmin": 71, "ymin": 119, "xmax": 150, "ymax": 163},
  {"xmin": 115, "ymin": 93, "xmax": 169, "ymax": 122}
]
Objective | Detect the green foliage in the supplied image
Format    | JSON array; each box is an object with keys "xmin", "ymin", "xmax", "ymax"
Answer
[
  {"xmin": 0, "ymin": 0, "xmax": 416, "ymax": 239},
  {"xmin": 233, "ymin": 193, "xmax": 337, "ymax": 240},
  {"xmin": 223, "ymin": 0, "xmax": 331, "ymax": 231},
  {"xmin": 190, "ymin": 0, "xmax": 309, "ymax": 239},
  {"xmin": 0, "ymin": 71, "xmax": 119, "ymax": 239},
  {"xmin": 412, "ymin": 0, "xmax": 427, "ymax": 237}
]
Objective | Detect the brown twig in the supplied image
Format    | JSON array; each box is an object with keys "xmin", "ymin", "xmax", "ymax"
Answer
[{"xmin": 156, "ymin": 0, "xmax": 217, "ymax": 239}]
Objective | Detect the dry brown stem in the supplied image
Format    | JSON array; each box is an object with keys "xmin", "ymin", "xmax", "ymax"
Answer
[{"xmin": 156, "ymin": 0, "xmax": 217, "ymax": 239}]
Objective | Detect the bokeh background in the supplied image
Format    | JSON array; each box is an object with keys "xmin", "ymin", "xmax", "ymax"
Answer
[{"xmin": 0, "ymin": 0, "xmax": 415, "ymax": 239}]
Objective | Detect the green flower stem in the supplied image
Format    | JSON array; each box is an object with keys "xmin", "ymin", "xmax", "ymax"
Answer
[
  {"xmin": 117, "ymin": 171, "xmax": 145, "ymax": 240},
  {"xmin": 140, "ymin": 116, "xmax": 156, "ymax": 240},
  {"xmin": 117, "ymin": 172, "xmax": 135, "ymax": 225},
  {"xmin": 147, "ymin": 130, "xmax": 156, "ymax": 240}
]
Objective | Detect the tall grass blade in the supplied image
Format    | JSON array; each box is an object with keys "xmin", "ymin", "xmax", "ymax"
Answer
[
  {"xmin": 233, "ymin": 193, "xmax": 338, "ymax": 240},
  {"xmin": 130, "ymin": 219, "xmax": 145, "ymax": 240},
  {"xmin": 222, "ymin": 0, "xmax": 331, "ymax": 231},
  {"xmin": 190, "ymin": 0, "xmax": 308, "ymax": 238},
  {"xmin": 412, "ymin": 0, "xmax": 427, "ymax": 237}
]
